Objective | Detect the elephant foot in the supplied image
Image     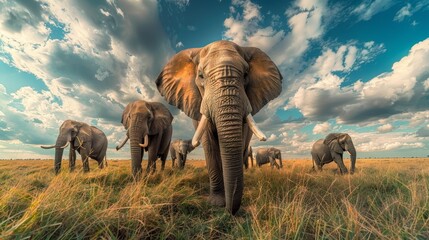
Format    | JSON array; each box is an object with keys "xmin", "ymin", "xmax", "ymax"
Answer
[{"xmin": 208, "ymin": 194, "xmax": 225, "ymax": 207}]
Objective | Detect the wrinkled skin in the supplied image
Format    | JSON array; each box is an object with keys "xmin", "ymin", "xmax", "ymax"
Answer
[
  {"xmin": 116, "ymin": 100, "xmax": 173, "ymax": 177},
  {"xmin": 311, "ymin": 133, "xmax": 357, "ymax": 174},
  {"xmin": 41, "ymin": 120, "xmax": 108, "ymax": 174},
  {"xmin": 170, "ymin": 139, "xmax": 195, "ymax": 169},
  {"xmin": 156, "ymin": 40, "xmax": 282, "ymax": 214},
  {"xmin": 243, "ymin": 146, "xmax": 254, "ymax": 169},
  {"xmin": 255, "ymin": 147, "xmax": 283, "ymax": 169}
]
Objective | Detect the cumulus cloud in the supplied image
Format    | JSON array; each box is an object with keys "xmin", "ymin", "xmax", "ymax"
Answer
[
  {"xmin": 0, "ymin": 0, "xmax": 176, "ymax": 158},
  {"xmin": 290, "ymin": 38, "xmax": 429, "ymax": 124},
  {"xmin": 313, "ymin": 122, "xmax": 331, "ymax": 134},
  {"xmin": 353, "ymin": 131, "xmax": 424, "ymax": 152},
  {"xmin": 377, "ymin": 123, "xmax": 394, "ymax": 133}
]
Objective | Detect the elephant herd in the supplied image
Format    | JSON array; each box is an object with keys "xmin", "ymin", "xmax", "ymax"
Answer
[{"xmin": 39, "ymin": 40, "xmax": 357, "ymax": 215}]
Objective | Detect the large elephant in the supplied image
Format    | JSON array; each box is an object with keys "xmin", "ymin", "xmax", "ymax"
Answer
[
  {"xmin": 41, "ymin": 120, "xmax": 108, "ymax": 174},
  {"xmin": 311, "ymin": 133, "xmax": 357, "ymax": 174},
  {"xmin": 156, "ymin": 40, "xmax": 282, "ymax": 214},
  {"xmin": 255, "ymin": 147, "xmax": 283, "ymax": 169},
  {"xmin": 170, "ymin": 139, "xmax": 195, "ymax": 169},
  {"xmin": 243, "ymin": 146, "xmax": 254, "ymax": 169},
  {"xmin": 116, "ymin": 100, "xmax": 173, "ymax": 177}
]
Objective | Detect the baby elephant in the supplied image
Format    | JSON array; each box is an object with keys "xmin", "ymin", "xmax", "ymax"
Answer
[
  {"xmin": 170, "ymin": 139, "xmax": 195, "ymax": 169},
  {"xmin": 311, "ymin": 133, "xmax": 357, "ymax": 174},
  {"xmin": 255, "ymin": 147, "xmax": 283, "ymax": 169},
  {"xmin": 41, "ymin": 120, "xmax": 108, "ymax": 174}
]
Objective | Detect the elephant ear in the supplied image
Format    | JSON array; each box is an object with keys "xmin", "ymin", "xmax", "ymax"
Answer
[
  {"xmin": 156, "ymin": 48, "xmax": 202, "ymax": 120},
  {"xmin": 324, "ymin": 133, "xmax": 346, "ymax": 153},
  {"xmin": 75, "ymin": 122, "xmax": 92, "ymax": 147},
  {"xmin": 121, "ymin": 102, "xmax": 133, "ymax": 129},
  {"xmin": 242, "ymin": 47, "xmax": 283, "ymax": 115},
  {"xmin": 148, "ymin": 102, "xmax": 173, "ymax": 135}
]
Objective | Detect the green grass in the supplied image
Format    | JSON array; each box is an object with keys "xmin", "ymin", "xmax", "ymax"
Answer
[{"xmin": 0, "ymin": 159, "xmax": 429, "ymax": 239}]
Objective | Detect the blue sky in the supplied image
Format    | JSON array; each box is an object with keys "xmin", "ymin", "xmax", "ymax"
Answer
[{"xmin": 0, "ymin": 0, "xmax": 429, "ymax": 159}]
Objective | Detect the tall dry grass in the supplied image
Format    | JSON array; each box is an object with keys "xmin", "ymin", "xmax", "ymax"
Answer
[{"xmin": 0, "ymin": 158, "xmax": 428, "ymax": 239}]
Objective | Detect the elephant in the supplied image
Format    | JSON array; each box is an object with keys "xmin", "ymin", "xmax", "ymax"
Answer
[
  {"xmin": 41, "ymin": 120, "xmax": 108, "ymax": 174},
  {"xmin": 243, "ymin": 146, "xmax": 254, "ymax": 169},
  {"xmin": 170, "ymin": 139, "xmax": 195, "ymax": 169},
  {"xmin": 116, "ymin": 100, "xmax": 173, "ymax": 177},
  {"xmin": 311, "ymin": 133, "xmax": 357, "ymax": 174},
  {"xmin": 255, "ymin": 147, "xmax": 283, "ymax": 169},
  {"xmin": 156, "ymin": 40, "xmax": 282, "ymax": 214}
]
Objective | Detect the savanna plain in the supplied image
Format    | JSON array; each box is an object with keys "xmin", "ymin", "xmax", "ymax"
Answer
[{"xmin": 1, "ymin": 158, "xmax": 429, "ymax": 239}]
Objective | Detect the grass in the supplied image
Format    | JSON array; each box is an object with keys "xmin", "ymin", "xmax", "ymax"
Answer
[{"xmin": 1, "ymin": 158, "xmax": 429, "ymax": 239}]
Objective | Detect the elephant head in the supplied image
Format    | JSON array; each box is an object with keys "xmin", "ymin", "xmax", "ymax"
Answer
[
  {"xmin": 156, "ymin": 40, "xmax": 282, "ymax": 214},
  {"xmin": 116, "ymin": 100, "xmax": 173, "ymax": 176},
  {"xmin": 41, "ymin": 120, "xmax": 91, "ymax": 174},
  {"xmin": 178, "ymin": 139, "xmax": 194, "ymax": 168},
  {"xmin": 269, "ymin": 147, "xmax": 283, "ymax": 168},
  {"xmin": 324, "ymin": 133, "xmax": 356, "ymax": 173}
]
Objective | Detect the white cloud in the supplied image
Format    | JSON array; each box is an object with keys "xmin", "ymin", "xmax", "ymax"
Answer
[
  {"xmin": 377, "ymin": 123, "xmax": 393, "ymax": 133},
  {"xmin": 175, "ymin": 41, "xmax": 184, "ymax": 48},
  {"xmin": 290, "ymin": 38, "xmax": 429, "ymax": 124},
  {"xmin": 353, "ymin": 0, "xmax": 395, "ymax": 21},
  {"xmin": 353, "ymin": 132, "xmax": 424, "ymax": 152},
  {"xmin": 393, "ymin": 1, "xmax": 429, "ymax": 22},
  {"xmin": 313, "ymin": 122, "xmax": 330, "ymax": 134},
  {"xmin": 394, "ymin": 3, "xmax": 411, "ymax": 21}
]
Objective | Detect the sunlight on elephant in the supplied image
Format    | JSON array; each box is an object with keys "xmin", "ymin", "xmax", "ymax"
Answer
[
  {"xmin": 156, "ymin": 40, "xmax": 282, "ymax": 214},
  {"xmin": 170, "ymin": 139, "xmax": 195, "ymax": 169},
  {"xmin": 41, "ymin": 120, "xmax": 108, "ymax": 174},
  {"xmin": 311, "ymin": 133, "xmax": 357, "ymax": 174},
  {"xmin": 116, "ymin": 100, "xmax": 173, "ymax": 177},
  {"xmin": 255, "ymin": 147, "xmax": 283, "ymax": 169}
]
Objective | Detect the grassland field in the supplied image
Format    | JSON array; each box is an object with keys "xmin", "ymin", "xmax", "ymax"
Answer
[{"xmin": 1, "ymin": 158, "xmax": 429, "ymax": 239}]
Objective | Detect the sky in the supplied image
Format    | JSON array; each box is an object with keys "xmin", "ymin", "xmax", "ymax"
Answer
[{"xmin": 0, "ymin": 0, "xmax": 429, "ymax": 160}]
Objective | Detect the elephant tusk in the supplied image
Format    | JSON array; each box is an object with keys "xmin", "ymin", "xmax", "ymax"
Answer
[
  {"xmin": 116, "ymin": 135, "xmax": 129, "ymax": 151},
  {"xmin": 40, "ymin": 145, "xmax": 56, "ymax": 149},
  {"xmin": 41, "ymin": 141, "xmax": 70, "ymax": 149},
  {"xmin": 192, "ymin": 115, "xmax": 208, "ymax": 147},
  {"xmin": 246, "ymin": 114, "xmax": 266, "ymax": 141},
  {"xmin": 139, "ymin": 135, "xmax": 149, "ymax": 148},
  {"xmin": 60, "ymin": 142, "xmax": 70, "ymax": 149}
]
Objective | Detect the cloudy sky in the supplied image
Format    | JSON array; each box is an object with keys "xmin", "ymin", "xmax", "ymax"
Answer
[{"xmin": 0, "ymin": 0, "xmax": 429, "ymax": 160}]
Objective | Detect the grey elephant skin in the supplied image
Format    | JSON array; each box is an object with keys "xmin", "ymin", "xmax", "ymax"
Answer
[
  {"xmin": 156, "ymin": 40, "xmax": 282, "ymax": 214},
  {"xmin": 255, "ymin": 147, "xmax": 283, "ymax": 169},
  {"xmin": 311, "ymin": 133, "xmax": 357, "ymax": 174},
  {"xmin": 41, "ymin": 120, "xmax": 108, "ymax": 174},
  {"xmin": 170, "ymin": 139, "xmax": 195, "ymax": 169},
  {"xmin": 243, "ymin": 146, "xmax": 254, "ymax": 168},
  {"xmin": 116, "ymin": 100, "xmax": 173, "ymax": 177}
]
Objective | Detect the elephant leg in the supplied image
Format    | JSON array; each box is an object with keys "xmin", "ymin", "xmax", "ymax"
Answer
[
  {"xmin": 171, "ymin": 156, "xmax": 176, "ymax": 168},
  {"xmin": 81, "ymin": 151, "xmax": 90, "ymax": 173},
  {"xmin": 160, "ymin": 152, "xmax": 168, "ymax": 171},
  {"xmin": 311, "ymin": 152, "xmax": 323, "ymax": 171},
  {"xmin": 147, "ymin": 135, "xmax": 162, "ymax": 174},
  {"xmin": 182, "ymin": 153, "xmax": 187, "ymax": 168},
  {"xmin": 69, "ymin": 148, "xmax": 76, "ymax": 172},
  {"xmin": 200, "ymin": 122, "xmax": 225, "ymax": 207},
  {"xmin": 269, "ymin": 157, "xmax": 280, "ymax": 169},
  {"xmin": 332, "ymin": 153, "xmax": 348, "ymax": 174}
]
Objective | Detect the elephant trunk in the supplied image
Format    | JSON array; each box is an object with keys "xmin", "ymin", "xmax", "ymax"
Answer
[
  {"xmin": 216, "ymin": 112, "xmax": 243, "ymax": 215},
  {"xmin": 129, "ymin": 116, "xmax": 147, "ymax": 177},
  {"xmin": 53, "ymin": 135, "xmax": 69, "ymax": 174},
  {"xmin": 348, "ymin": 146, "xmax": 357, "ymax": 173},
  {"xmin": 278, "ymin": 152, "xmax": 283, "ymax": 168},
  {"xmin": 212, "ymin": 77, "xmax": 245, "ymax": 215}
]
